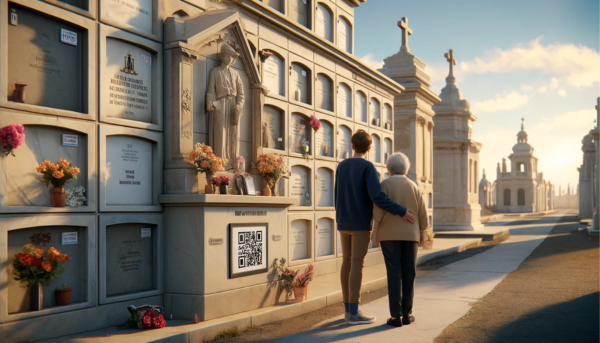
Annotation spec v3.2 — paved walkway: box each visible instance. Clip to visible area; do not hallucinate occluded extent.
[267,212,568,343]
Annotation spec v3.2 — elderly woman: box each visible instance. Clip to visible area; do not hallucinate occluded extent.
[372,152,428,327]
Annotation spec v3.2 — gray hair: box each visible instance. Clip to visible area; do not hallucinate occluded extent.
[386,152,410,175]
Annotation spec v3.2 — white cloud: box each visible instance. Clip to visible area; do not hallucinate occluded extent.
[521,84,534,91]
[471,91,530,113]
[558,89,567,97]
[357,53,384,71]
[458,38,599,88]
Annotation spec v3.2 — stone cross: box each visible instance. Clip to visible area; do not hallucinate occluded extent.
[444,49,456,76]
[397,17,412,53]
[521,117,525,130]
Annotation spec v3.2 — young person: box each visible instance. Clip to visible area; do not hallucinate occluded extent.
[334,130,416,325]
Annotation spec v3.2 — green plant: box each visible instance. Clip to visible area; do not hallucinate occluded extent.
[213,327,240,340]
[271,257,298,295]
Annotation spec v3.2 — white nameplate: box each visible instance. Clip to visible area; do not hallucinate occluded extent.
[209,238,224,245]
[141,55,151,65]
[62,134,78,146]
[60,28,78,46]
[272,234,282,241]
[9,9,17,26]
[62,232,78,245]
[141,228,151,238]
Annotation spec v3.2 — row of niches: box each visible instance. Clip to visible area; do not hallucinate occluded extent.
[276,158,390,212]
[287,212,381,267]
[261,52,393,130]
[0,111,162,214]
[0,214,163,323]
[261,0,354,54]
[4,4,162,130]
[262,106,393,164]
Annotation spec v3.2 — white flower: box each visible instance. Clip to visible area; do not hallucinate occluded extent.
[66,186,87,207]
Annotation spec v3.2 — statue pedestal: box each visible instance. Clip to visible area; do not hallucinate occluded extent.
[161,194,297,321]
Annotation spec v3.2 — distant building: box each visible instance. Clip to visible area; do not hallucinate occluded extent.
[555,184,579,209]
[478,169,496,214]
[578,127,597,219]
[494,120,554,213]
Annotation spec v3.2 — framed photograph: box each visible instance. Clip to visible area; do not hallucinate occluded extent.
[241,174,256,196]
[229,223,268,278]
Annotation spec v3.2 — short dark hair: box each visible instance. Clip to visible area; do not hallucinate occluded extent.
[352,130,372,154]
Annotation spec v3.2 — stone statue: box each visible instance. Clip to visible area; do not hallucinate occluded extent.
[206,44,245,170]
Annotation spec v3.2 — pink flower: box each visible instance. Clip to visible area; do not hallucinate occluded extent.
[0,124,25,155]
[237,156,245,163]
[153,314,166,328]
[309,115,321,132]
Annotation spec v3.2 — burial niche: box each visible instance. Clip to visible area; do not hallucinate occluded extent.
[371,134,381,164]
[262,105,285,150]
[316,167,333,207]
[7,125,87,207]
[384,104,392,129]
[103,0,153,35]
[290,113,311,155]
[263,0,283,13]
[316,217,334,257]
[337,82,352,119]
[316,73,333,112]
[105,38,153,123]
[370,98,381,126]
[8,225,87,313]
[290,219,310,261]
[337,124,352,159]
[8,5,84,112]
[105,223,156,297]
[337,16,352,53]
[105,135,153,206]
[315,3,333,42]
[263,53,285,97]
[291,62,311,105]
[290,0,310,29]
[315,119,333,157]
[356,91,367,123]
[384,138,392,163]
[291,165,311,207]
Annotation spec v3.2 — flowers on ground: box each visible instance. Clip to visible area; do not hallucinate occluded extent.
[293,263,314,287]
[37,158,80,188]
[188,143,224,183]
[272,258,298,295]
[0,124,25,157]
[12,244,70,286]
[118,305,167,330]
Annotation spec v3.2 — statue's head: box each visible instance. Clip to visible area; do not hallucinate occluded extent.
[219,44,240,68]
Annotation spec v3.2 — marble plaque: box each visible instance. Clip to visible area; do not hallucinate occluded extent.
[316,74,332,111]
[6,125,87,206]
[8,226,86,313]
[316,120,333,157]
[105,38,152,123]
[7,6,83,112]
[356,92,367,122]
[371,98,380,124]
[289,0,310,28]
[372,135,381,163]
[337,83,352,119]
[290,219,309,261]
[290,114,309,154]
[264,54,284,97]
[291,165,310,206]
[106,136,153,206]
[338,17,351,53]
[263,105,283,149]
[103,0,152,35]
[315,3,333,42]
[384,104,392,124]
[338,125,352,159]
[316,168,333,207]
[316,218,334,257]
[106,223,154,297]
[291,63,309,104]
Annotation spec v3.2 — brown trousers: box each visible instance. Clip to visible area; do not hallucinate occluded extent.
[339,230,371,304]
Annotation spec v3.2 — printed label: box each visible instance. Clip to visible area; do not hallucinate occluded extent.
[60,28,78,46]
[62,232,78,245]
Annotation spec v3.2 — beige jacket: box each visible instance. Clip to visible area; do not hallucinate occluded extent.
[373,176,429,242]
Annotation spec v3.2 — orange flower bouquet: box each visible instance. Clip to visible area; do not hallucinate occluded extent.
[12,244,70,287]
[251,153,290,196]
[188,143,224,193]
[36,158,80,207]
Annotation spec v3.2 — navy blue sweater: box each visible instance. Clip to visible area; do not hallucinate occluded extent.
[334,158,407,231]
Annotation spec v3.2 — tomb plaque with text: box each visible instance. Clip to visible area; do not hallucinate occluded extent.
[337,84,352,118]
[338,18,350,53]
[315,121,333,157]
[291,63,309,104]
[338,125,352,159]
[316,74,332,111]
[290,220,309,261]
[104,0,153,35]
[290,0,309,28]
[316,168,333,207]
[264,55,283,97]
[106,223,154,297]
[290,114,308,154]
[291,166,310,206]
[106,136,153,206]
[7,6,83,112]
[316,4,332,41]
[263,106,282,149]
[106,38,152,123]
[316,218,333,257]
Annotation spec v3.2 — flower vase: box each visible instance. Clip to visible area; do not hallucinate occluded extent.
[219,184,228,195]
[238,161,245,173]
[56,288,71,306]
[204,184,213,194]
[51,187,66,207]
[273,181,279,197]
[293,285,307,302]
[262,181,272,197]
[13,83,27,103]
[30,283,43,311]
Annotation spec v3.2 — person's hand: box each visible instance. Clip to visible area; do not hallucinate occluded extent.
[418,231,425,247]
[402,209,416,224]
[372,231,379,248]
[206,100,216,112]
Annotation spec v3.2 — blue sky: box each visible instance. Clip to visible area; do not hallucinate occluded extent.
[354,0,599,193]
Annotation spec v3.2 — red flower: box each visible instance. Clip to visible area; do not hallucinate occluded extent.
[309,115,321,132]
[142,315,152,329]
[153,314,166,328]
[32,258,41,268]
[19,254,34,266]
[42,261,52,272]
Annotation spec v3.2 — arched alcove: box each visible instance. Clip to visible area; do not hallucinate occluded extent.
[315,3,333,42]
[263,52,285,96]
[337,82,352,119]
[338,124,352,159]
[291,62,311,105]
[290,113,312,155]
[370,98,380,126]
[384,138,392,164]
[316,167,334,207]
[356,91,367,123]
[315,217,334,257]
[371,134,381,163]
[290,0,311,28]
[262,105,285,150]
[337,16,352,53]
[291,165,311,206]
[384,103,392,129]
[316,73,333,111]
[316,119,334,157]
[290,219,310,260]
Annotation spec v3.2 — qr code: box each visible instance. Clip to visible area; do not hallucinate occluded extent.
[237,231,263,269]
